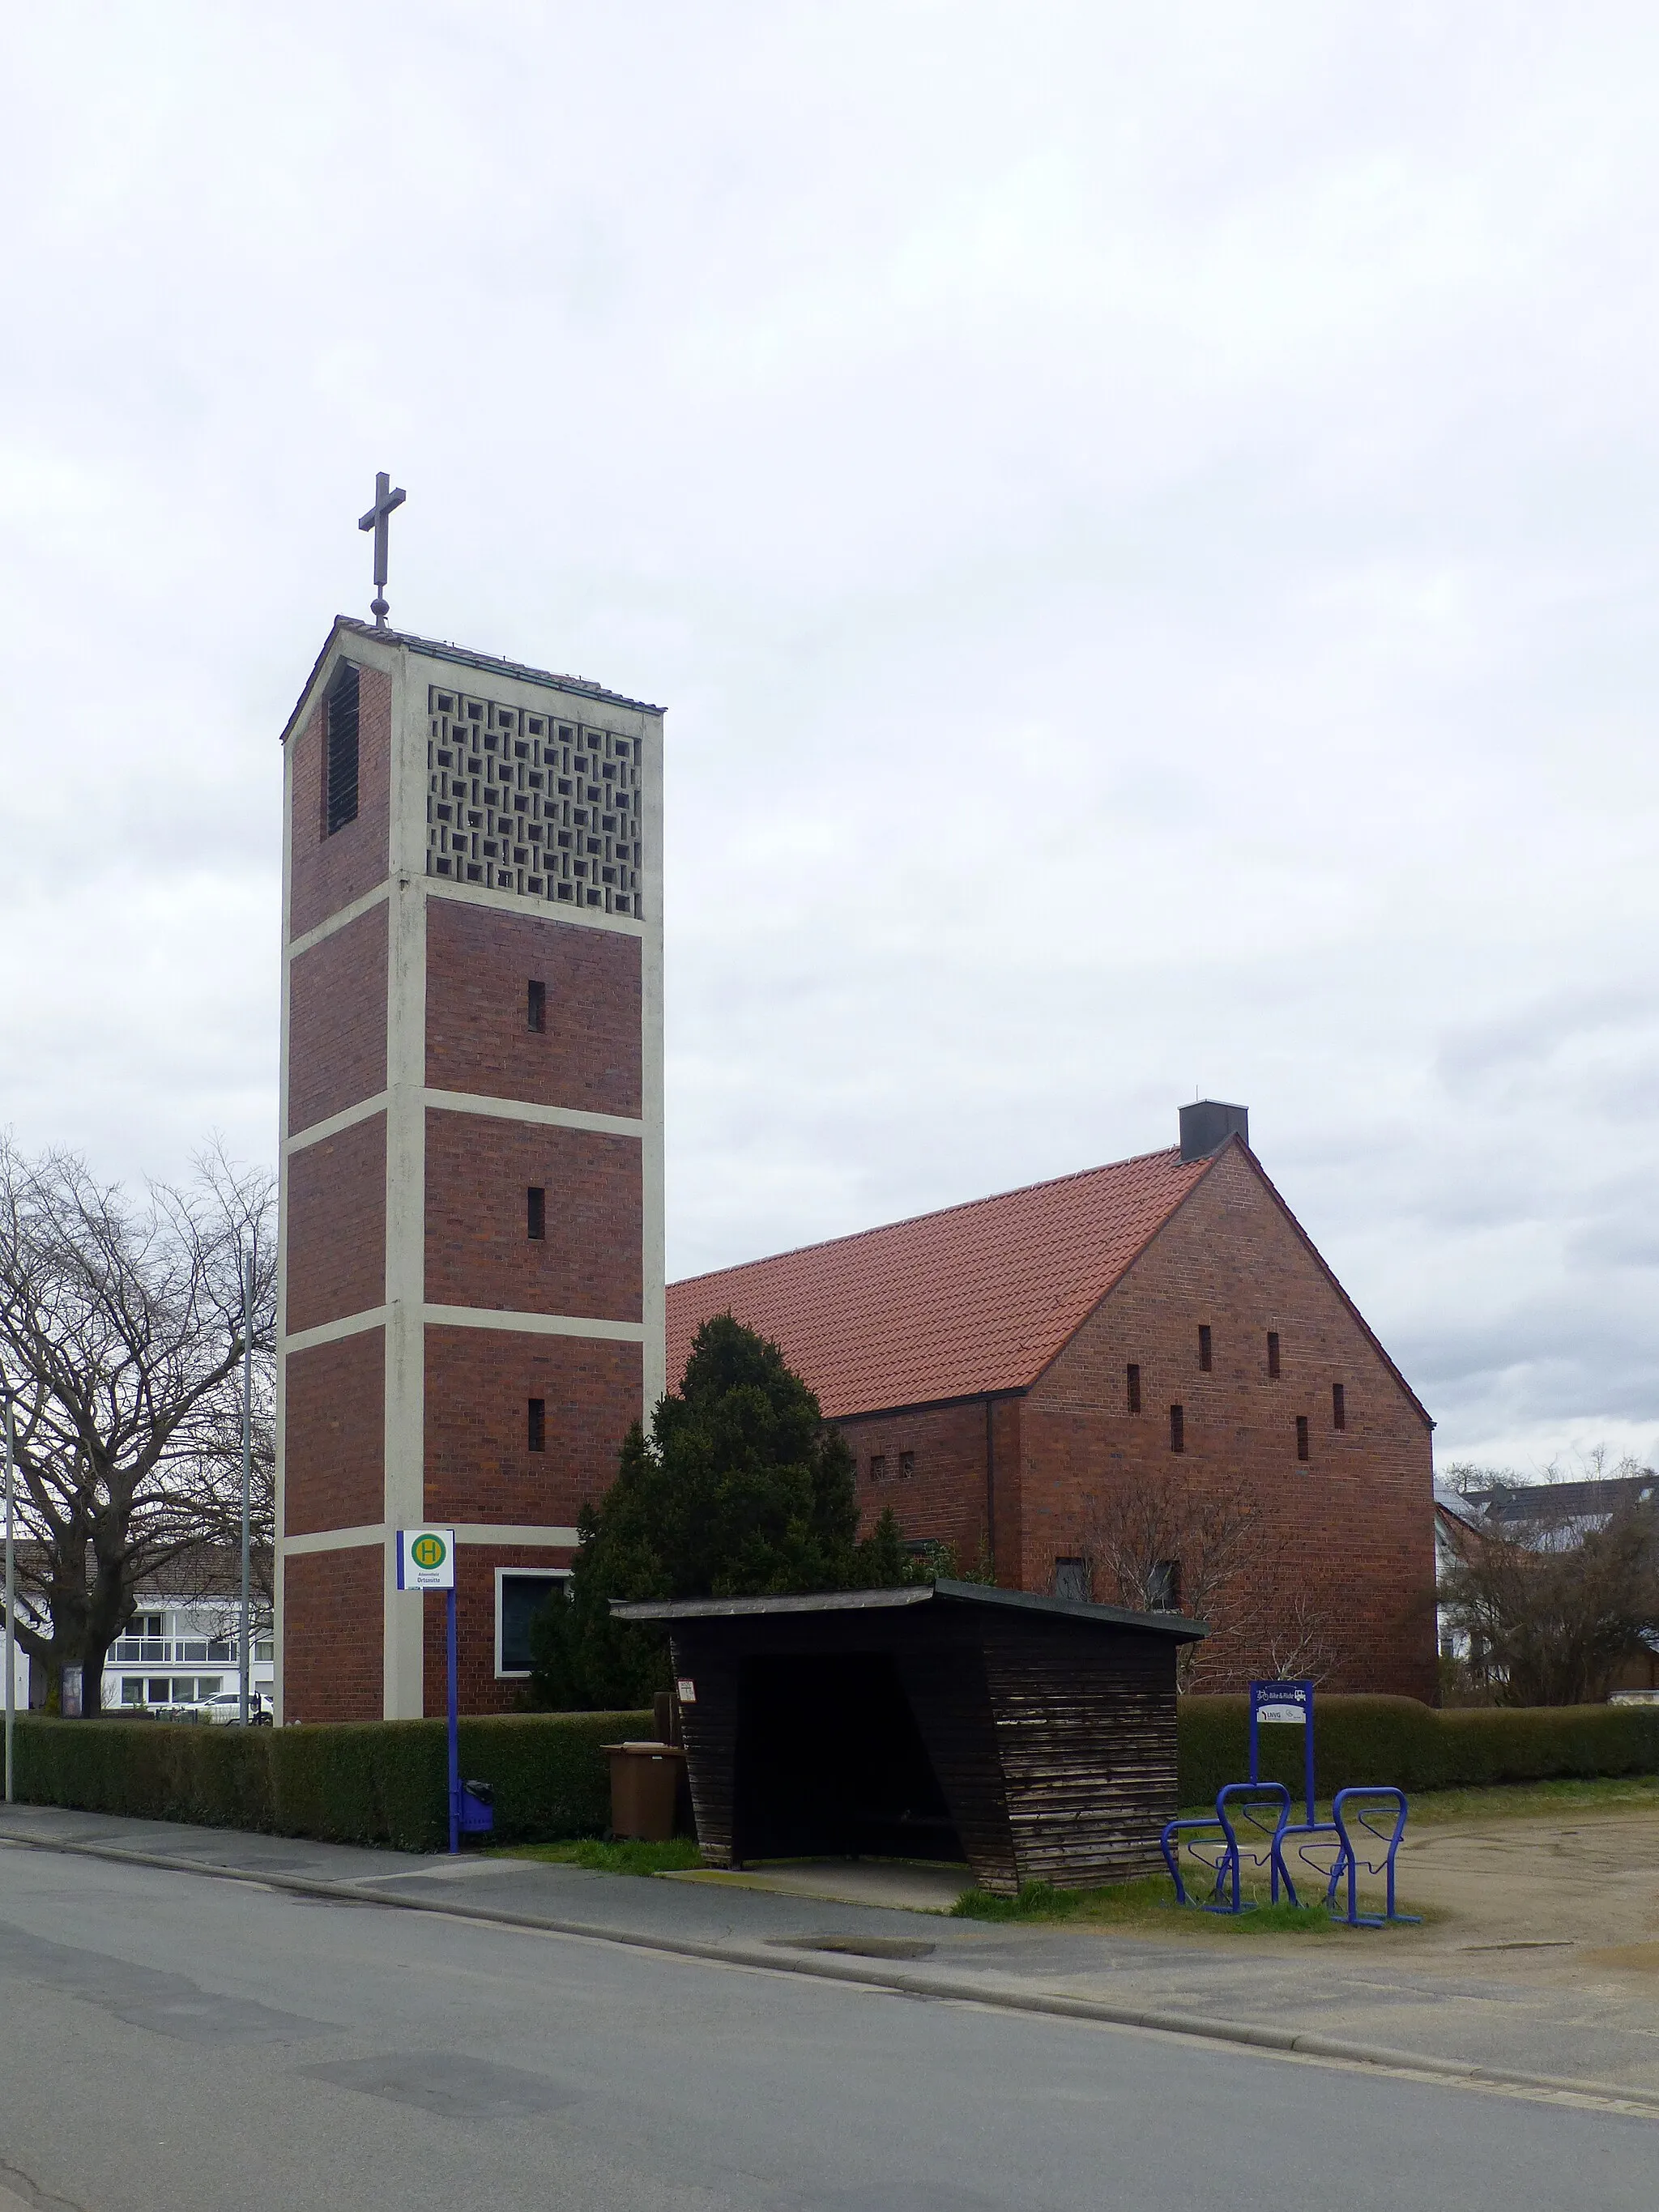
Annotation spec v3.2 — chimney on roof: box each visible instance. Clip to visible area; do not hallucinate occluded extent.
[1179,1100,1249,1161]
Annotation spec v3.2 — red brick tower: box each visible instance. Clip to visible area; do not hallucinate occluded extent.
[274,619,664,1721]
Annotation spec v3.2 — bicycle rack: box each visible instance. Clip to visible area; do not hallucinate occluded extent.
[1271,1814,1340,1907]
[1163,1686,1418,1929]
[1324,1787,1419,1927]
[1162,1782,1294,1914]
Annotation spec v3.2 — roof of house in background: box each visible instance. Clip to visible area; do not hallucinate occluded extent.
[1468,1473,1657,1524]
[667,1144,1216,1418]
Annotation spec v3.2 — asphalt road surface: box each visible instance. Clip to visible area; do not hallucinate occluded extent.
[0,1841,1652,2212]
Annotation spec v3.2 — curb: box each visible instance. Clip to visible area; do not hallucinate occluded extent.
[5,1825,1658,2117]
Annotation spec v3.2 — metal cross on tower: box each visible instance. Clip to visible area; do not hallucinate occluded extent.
[358,471,407,629]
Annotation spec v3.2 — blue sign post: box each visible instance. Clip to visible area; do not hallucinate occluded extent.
[1249,1678,1315,1825]
[397,1528,463,1855]
[446,1583,459,1855]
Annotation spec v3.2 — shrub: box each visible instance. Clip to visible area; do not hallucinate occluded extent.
[531,1315,919,1709]
[1178,1694,1659,1807]
[16,1696,1659,1852]
[13,1710,651,1852]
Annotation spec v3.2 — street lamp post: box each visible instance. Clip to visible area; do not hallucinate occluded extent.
[239,1249,254,1728]
[4,1387,16,1805]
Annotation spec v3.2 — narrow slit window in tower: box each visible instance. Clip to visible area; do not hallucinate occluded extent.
[1126,1362,1141,1413]
[1266,1330,1281,1379]
[1169,1404,1184,1453]
[324,662,360,836]
[527,979,546,1032]
[1332,1383,1346,1431]
[527,1187,546,1240]
[1296,1415,1310,1462]
[1198,1324,1213,1372]
[527,1398,546,1451]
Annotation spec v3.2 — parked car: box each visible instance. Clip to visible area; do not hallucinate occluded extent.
[204,1692,273,1725]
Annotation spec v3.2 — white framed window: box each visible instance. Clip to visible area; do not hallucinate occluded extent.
[494,1567,571,1677]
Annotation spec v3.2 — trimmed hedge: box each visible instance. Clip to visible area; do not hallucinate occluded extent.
[1178,1695,1659,1809]
[13,1711,651,1853]
[15,1698,1658,1851]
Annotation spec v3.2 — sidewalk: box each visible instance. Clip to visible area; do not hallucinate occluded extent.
[3,1800,1658,2112]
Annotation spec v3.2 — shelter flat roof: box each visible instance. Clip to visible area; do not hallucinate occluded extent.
[612,1578,1205,1640]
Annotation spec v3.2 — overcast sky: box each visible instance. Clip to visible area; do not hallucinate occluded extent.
[3,3,1657,1475]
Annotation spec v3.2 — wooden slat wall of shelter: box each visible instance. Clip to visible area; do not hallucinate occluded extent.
[898,1637,1018,1894]
[981,1618,1178,1886]
[668,1630,740,1867]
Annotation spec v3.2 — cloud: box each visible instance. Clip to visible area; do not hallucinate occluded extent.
[3,2,1659,1468]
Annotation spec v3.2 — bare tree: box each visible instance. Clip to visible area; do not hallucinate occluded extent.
[1255,1557,1348,1685]
[1438,1470,1659,1706]
[0,1136,275,1713]
[1080,1464,1352,1690]
[1081,1464,1262,1689]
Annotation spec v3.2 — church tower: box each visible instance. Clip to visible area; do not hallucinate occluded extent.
[273,560,664,1720]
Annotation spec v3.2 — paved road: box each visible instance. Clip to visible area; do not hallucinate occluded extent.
[11,1801,1658,2098]
[0,1841,1653,2212]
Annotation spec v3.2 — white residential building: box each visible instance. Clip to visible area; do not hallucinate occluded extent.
[102,1597,275,1720]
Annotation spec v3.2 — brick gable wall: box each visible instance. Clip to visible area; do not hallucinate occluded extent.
[1024,1146,1435,1697]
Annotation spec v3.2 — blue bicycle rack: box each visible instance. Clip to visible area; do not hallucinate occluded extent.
[1324,1788,1418,1927]
[1162,1782,1294,1913]
[1164,1681,1419,1929]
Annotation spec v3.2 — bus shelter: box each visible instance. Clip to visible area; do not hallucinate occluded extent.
[611,1580,1205,1894]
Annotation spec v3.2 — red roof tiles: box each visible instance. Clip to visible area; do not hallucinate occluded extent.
[667,1145,1214,1419]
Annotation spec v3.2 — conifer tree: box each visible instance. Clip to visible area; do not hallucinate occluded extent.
[531,1315,916,1708]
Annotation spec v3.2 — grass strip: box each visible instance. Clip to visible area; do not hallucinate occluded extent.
[952,1875,1331,1932]
[505,1836,704,1876]
[1168,1772,1659,1829]
[950,1873,1422,1934]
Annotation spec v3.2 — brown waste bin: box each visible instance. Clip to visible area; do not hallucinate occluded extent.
[603,1741,686,1841]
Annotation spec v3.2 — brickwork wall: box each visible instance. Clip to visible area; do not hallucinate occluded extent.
[287,902,388,1136]
[1024,1146,1436,1698]
[283,1544,383,1724]
[837,1400,1023,1577]
[284,1115,387,1335]
[284,1329,386,1536]
[425,899,642,1116]
[420,1544,577,1717]
[424,1325,642,1524]
[424,1114,642,1320]
[288,662,392,941]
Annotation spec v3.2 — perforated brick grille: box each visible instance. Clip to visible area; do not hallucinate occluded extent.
[425,686,644,918]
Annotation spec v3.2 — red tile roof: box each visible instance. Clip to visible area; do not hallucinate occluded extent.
[667,1145,1215,1418]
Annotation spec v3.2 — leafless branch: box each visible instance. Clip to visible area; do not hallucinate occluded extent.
[0,1133,275,1711]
